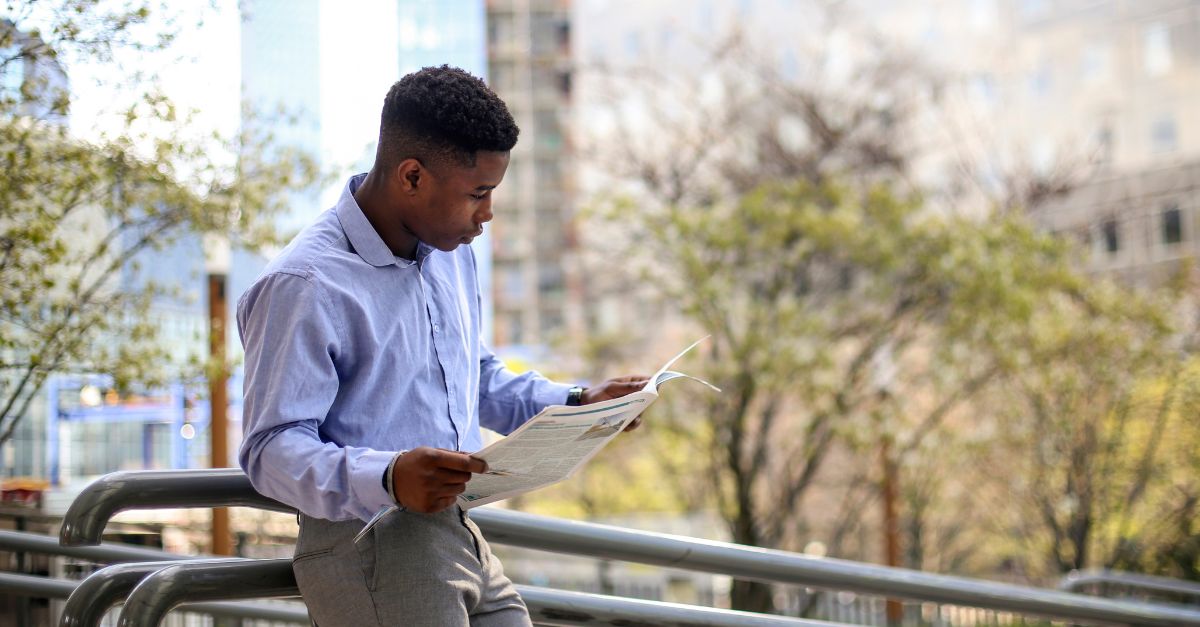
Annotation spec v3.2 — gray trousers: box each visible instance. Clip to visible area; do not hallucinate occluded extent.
[292,506,531,627]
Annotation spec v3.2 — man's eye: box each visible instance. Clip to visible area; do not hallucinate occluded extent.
[471,192,489,200]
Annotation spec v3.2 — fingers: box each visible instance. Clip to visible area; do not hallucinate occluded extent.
[429,448,488,474]
[393,447,486,513]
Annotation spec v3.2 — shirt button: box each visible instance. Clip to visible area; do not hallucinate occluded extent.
[432,324,440,332]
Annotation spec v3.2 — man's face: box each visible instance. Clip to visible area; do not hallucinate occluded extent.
[404,150,509,252]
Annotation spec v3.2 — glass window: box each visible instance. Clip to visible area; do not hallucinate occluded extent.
[970,0,997,29]
[1081,43,1112,84]
[1152,114,1177,154]
[1027,60,1051,98]
[1020,0,1047,18]
[1094,125,1114,164]
[1102,219,1120,253]
[969,73,997,107]
[624,31,642,59]
[1162,205,1182,245]
[1144,22,1171,76]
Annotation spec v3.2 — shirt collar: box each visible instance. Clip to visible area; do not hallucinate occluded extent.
[335,173,435,267]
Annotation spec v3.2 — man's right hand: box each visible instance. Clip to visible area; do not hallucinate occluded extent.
[391,447,488,513]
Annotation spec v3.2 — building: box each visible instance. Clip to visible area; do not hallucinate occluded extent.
[869,0,1200,287]
[1000,0,1200,288]
[486,0,580,351]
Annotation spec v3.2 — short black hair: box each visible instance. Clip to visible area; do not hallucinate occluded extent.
[377,65,519,171]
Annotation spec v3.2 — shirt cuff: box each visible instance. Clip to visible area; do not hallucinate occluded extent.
[351,449,400,515]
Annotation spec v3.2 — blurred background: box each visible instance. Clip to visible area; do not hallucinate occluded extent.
[1,0,1199,624]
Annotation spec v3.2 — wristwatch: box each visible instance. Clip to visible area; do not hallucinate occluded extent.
[566,386,585,406]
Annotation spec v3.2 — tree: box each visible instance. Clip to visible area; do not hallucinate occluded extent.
[0,1,320,445]
[965,278,1199,582]
[571,22,1195,613]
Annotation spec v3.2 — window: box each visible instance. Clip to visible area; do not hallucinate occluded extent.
[624,31,642,58]
[1081,43,1112,85]
[1162,205,1182,245]
[557,69,572,98]
[970,0,997,29]
[969,73,997,107]
[1102,219,1120,253]
[1152,114,1178,154]
[1144,22,1171,76]
[1094,125,1114,164]
[1027,60,1051,98]
[1020,0,1047,19]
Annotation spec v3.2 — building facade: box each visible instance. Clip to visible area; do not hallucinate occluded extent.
[486,0,580,351]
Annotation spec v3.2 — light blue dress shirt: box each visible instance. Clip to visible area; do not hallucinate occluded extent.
[237,174,571,522]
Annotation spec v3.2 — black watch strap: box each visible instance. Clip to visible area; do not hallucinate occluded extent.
[566,386,585,406]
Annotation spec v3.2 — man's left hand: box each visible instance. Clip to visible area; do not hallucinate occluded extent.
[581,375,650,431]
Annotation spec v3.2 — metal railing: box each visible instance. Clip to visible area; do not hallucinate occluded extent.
[0,531,837,627]
[54,468,1200,626]
[1060,568,1200,603]
[0,570,311,624]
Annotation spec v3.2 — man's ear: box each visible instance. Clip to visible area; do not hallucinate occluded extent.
[395,158,424,193]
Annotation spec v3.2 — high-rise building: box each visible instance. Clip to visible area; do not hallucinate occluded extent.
[486,0,579,351]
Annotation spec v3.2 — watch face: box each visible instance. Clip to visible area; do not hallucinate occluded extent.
[568,387,584,406]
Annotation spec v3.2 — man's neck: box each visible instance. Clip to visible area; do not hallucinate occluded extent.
[354,169,419,260]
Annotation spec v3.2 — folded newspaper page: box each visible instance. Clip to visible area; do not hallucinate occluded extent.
[458,336,719,509]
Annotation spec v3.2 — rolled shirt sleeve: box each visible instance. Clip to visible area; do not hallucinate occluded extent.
[237,271,394,522]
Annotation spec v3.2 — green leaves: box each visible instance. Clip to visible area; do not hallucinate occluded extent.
[0,1,323,445]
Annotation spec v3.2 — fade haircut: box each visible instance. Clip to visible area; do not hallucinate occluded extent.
[377,65,519,171]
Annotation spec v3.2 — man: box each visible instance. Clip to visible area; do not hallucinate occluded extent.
[237,66,645,626]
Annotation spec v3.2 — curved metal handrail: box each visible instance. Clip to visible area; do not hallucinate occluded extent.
[0,570,309,623]
[59,468,290,547]
[60,560,241,627]
[117,558,299,627]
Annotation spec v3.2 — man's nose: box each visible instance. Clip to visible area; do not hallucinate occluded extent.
[476,198,494,223]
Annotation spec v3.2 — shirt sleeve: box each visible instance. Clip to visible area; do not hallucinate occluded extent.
[477,341,573,435]
[236,271,394,522]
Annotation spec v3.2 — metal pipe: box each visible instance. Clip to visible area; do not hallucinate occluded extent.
[58,468,290,547]
[470,508,1200,626]
[517,585,844,626]
[60,560,242,627]
[1060,569,1200,599]
[111,558,841,627]
[0,572,310,623]
[118,558,299,627]
[0,529,202,564]
[56,469,1200,626]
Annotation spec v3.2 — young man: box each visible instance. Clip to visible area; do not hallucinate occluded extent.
[237,66,645,625]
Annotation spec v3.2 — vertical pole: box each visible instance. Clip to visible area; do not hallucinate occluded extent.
[882,437,902,626]
[45,376,59,486]
[208,272,232,556]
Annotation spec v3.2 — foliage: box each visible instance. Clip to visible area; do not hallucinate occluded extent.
[971,306,1198,581]
[0,1,321,445]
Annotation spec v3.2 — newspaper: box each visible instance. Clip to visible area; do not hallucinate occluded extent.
[458,336,718,509]
[355,337,716,543]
